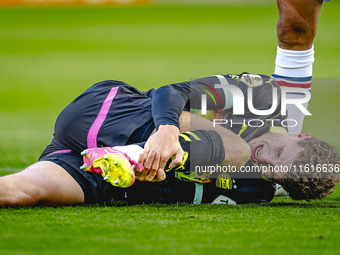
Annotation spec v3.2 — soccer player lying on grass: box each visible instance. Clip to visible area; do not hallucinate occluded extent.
[84,73,340,204]
[0,73,339,207]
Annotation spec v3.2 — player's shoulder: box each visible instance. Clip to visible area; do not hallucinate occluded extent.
[217,72,280,92]
[239,73,279,89]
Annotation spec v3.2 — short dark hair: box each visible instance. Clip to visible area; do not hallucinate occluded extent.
[277,137,340,200]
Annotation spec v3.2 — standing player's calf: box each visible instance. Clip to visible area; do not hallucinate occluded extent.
[273,0,326,134]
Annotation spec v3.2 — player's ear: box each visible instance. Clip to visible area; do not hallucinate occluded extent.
[291,133,312,140]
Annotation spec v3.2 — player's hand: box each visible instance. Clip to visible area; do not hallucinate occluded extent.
[137,125,184,182]
[134,150,165,182]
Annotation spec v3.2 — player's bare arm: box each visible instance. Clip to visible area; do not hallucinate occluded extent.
[175,111,251,171]
[137,110,251,182]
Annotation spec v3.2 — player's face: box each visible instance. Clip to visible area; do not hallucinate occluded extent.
[248,132,311,181]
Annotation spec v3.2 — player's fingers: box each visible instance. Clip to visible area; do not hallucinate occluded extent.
[149,169,165,182]
[136,153,147,181]
[170,149,184,168]
[158,153,171,173]
[134,167,142,176]
[156,168,166,181]
[137,166,147,181]
[145,152,160,182]
[137,151,145,166]
[139,144,150,165]
[134,154,144,177]
[137,153,144,171]
[138,148,156,181]
[143,148,156,170]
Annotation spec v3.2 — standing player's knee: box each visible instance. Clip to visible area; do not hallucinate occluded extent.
[277,15,311,49]
[276,0,322,50]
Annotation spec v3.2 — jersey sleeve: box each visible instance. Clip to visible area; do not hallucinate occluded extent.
[190,73,286,142]
[151,76,227,129]
[236,74,285,141]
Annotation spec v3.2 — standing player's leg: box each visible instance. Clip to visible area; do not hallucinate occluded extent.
[0,161,84,207]
[273,0,325,134]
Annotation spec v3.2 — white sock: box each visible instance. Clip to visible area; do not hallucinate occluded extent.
[274,46,314,77]
[112,144,143,162]
[273,46,314,134]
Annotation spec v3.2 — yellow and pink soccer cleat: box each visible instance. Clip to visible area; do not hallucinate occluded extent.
[80,147,143,188]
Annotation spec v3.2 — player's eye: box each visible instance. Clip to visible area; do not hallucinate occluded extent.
[278,147,283,158]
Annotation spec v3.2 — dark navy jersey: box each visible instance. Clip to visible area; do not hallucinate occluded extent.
[40,74,279,205]
[40,80,156,158]
[136,73,282,204]
[151,72,286,142]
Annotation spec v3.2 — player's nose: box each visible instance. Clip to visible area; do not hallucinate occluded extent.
[259,149,276,164]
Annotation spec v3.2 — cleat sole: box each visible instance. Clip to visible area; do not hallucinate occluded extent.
[92,154,134,188]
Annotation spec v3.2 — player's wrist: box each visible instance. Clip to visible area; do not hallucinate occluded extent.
[158,125,180,137]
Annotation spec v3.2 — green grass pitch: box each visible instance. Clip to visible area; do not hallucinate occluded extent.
[0,2,340,255]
